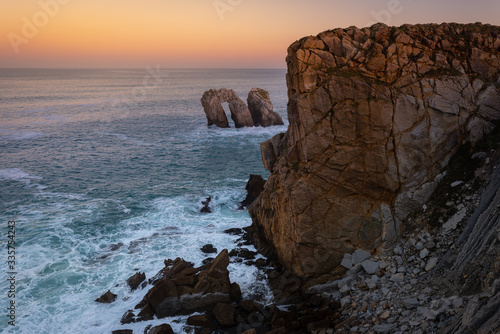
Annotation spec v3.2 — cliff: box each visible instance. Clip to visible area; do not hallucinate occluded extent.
[249,23,500,283]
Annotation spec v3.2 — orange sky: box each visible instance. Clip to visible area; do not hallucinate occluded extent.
[1,0,499,68]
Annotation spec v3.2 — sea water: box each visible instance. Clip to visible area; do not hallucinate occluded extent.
[0,68,288,333]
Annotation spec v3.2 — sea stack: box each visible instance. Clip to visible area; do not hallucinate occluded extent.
[201,88,283,128]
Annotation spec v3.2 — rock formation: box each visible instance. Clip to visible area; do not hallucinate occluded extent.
[248,23,500,282]
[126,249,237,321]
[247,88,285,127]
[239,174,266,208]
[201,88,283,128]
[201,88,253,128]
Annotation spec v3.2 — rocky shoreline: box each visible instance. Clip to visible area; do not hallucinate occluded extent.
[103,22,500,334]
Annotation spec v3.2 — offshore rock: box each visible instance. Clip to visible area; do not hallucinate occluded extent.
[201,88,253,128]
[201,88,282,128]
[248,23,500,282]
[247,88,284,126]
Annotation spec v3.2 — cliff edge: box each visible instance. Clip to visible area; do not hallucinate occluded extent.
[249,23,500,283]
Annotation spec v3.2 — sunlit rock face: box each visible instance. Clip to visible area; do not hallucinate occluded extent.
[249,23,500,282]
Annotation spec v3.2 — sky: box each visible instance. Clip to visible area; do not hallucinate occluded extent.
[1,0,500,69]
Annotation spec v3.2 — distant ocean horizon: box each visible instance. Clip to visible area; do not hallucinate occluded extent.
[0,68,288,333]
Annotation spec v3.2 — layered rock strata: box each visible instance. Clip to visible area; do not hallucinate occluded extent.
[249,23,500,282]
[201,88,284,128]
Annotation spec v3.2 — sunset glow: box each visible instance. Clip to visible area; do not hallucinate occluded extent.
[2,0,499,68]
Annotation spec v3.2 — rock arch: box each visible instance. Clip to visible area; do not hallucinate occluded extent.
[201,88,284,128]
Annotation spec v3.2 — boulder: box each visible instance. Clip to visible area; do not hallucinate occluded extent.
[95,290,117,303]
[127,272,146,290]
[213,303,237,328]
[136,250,232,319]
[147,324,174,334]
[201,244,218,254]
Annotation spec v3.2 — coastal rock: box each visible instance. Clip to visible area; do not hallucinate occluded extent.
[95,290,117,303]
[200,197,212,213]
[147,324,174,334]
[201,88,283,128]
[127,272,146,290]
[247,88,284,126]
[239,174,266,208]
[136,250,232,319]
[201,88,253,128]
[201,244,218,254]
[249,23,500,282]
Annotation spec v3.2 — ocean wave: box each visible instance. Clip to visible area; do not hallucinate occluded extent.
[0,168,42,181]
[1,131,45,141]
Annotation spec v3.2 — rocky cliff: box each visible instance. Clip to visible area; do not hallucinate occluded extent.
[249,23,500,282]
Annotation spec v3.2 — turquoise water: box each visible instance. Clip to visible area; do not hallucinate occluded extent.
[0,68,288,333]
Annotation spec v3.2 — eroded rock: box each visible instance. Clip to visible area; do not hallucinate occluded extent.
[249,22,500,282]
[201,88,283,128]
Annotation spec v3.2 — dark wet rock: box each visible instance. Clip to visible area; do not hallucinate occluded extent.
[147,324,174,334]
[230,282,242,302]
[120,309,136,325]
[239,174,266,209]
[127,272,146,290]
[112,330,133,334]
[229,248,257,260]
[200,197,212,213]
[223,228,244,236]
[95,290,117,303]
[136,250,232,319]
[213,303,237,328]
[201,244,217,254]
[109,242,124,251]
[186,314,218,330]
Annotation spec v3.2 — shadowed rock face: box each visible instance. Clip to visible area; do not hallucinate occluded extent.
[249,23,500,282]
[201,88,284,128]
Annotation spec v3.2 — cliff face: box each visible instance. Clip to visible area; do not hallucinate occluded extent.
[249,23,500,281]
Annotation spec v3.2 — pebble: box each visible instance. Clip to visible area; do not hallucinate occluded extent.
[390,273,405,283]
[419,249,429,259]
[425,258,439,271]
[361,260,380,275]
[352,249,372,265]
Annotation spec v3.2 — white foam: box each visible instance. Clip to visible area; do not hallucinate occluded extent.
[1,131,45,140]
[0,168,42,181]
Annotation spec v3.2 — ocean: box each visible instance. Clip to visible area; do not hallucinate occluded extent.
[0,68,288,333]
